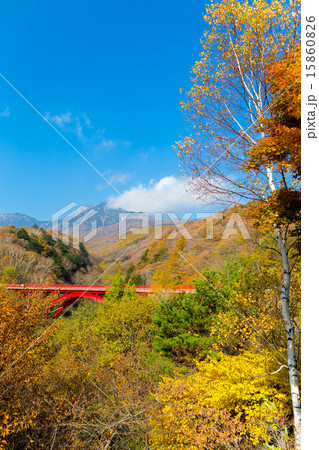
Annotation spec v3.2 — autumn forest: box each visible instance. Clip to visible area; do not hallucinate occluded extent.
[0,0,301,449]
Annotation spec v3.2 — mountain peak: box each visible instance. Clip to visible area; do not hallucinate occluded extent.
[0,204,132,231]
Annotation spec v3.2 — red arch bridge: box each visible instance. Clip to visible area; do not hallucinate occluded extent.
[6,284,196,316]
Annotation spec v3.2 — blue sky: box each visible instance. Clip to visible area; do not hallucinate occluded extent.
[0,0,214,219]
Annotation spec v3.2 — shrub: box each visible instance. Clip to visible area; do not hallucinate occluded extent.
[16,228,30,241]
[150,351,290,448]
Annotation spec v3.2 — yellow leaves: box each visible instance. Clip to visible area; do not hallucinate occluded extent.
[0,290,57,446]
[177,1,300,203]
[247,188,300,234]
[184,0,300,106]
[150,350,290,447]
[153,236,191,288]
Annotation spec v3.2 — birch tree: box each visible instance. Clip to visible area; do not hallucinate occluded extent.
[177,0,301,446]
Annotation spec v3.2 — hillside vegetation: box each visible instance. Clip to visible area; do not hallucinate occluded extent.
[0,242,300,448]
[0,207,301,448]
[1,206,261,287]
[0,225,102,284]
[88,206,262,287]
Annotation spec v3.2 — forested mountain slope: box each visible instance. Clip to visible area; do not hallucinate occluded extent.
[0,225,102,284]
[87,206,264,286]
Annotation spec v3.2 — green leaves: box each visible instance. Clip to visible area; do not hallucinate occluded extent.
[151,272,223,363]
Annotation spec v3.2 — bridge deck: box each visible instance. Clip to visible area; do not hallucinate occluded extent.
[6,284,196,294]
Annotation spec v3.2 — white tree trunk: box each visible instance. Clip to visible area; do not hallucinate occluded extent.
[266,166,301,448]
[275,226,301,449]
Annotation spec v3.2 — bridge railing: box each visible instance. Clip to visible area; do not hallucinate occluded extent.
[6,284,196,294]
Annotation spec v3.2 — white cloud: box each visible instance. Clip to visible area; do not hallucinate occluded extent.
[81,112,92,128]
[44,111,93,142]
[99,138,116,150]
[110,173,131,184]
[95,172,131,191]
[94,138,131,154]
[45,111,73,128]
[107,176,204,212]
[44,111,131,150]
[0,107,10,118]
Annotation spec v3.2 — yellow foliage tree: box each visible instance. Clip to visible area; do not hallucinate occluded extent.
[153,236,191,288]
[177,0,301,444]
[0,288,55,448]
[41,285,161,448]
[150,350,290,448]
